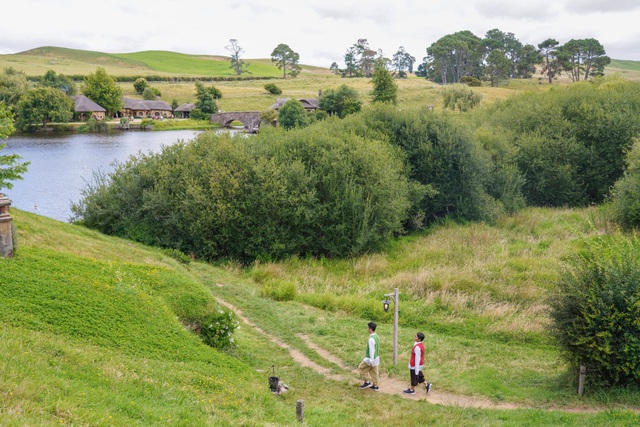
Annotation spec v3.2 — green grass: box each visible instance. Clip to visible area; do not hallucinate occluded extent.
[0,46,322,78]
[3,207,640,426]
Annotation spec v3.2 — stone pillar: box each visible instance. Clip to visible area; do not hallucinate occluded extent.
[0,193,14,258]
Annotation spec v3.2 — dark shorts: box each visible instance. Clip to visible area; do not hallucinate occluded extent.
[410,369,425,387]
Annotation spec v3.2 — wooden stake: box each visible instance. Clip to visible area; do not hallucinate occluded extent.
[578,364,586,396]
[296,399,304,423]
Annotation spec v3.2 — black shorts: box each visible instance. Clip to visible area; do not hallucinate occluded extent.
[410,369,425,387]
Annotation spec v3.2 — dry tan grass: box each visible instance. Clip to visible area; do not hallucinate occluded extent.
[250,207,607,335]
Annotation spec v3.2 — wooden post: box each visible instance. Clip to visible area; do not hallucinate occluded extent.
[296,399,304,423]
[393,288,399,366]
[578,364,586,396]
[0,194,13,258]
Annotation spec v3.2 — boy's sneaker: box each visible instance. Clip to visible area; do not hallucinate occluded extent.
[359,381,372,389]
[370,385,379,391]
[425,382,432,393]
[403,388,415,394]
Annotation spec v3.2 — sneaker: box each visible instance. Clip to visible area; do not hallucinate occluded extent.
[371,385,379,391]
[403,388,415,394]
[425,382,432,393]
[359,381,372,389]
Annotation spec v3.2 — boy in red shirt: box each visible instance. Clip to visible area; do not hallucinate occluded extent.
[403,332,432,394]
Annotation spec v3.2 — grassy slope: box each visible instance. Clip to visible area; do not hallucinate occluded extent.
[2,208,639,426]
[0,46,322,78]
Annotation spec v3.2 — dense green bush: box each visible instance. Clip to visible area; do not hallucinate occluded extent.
[277,99,308,129]
[480,78,640,206]
[77,117,109,133]
[319,84,362,118]
[133,77,148,94]
[264,83,282,95]
[460,76,482,87]
[343,105,511,224]
[197,307,239,349]
[610,138,640,229]
[549,235,640,386]
[441,84,482,112]
[73,119,414,262]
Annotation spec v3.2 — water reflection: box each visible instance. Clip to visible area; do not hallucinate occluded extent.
[3,129,205,222]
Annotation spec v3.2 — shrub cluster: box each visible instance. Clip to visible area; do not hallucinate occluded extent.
[264,83,282,95]
[479,78,640,207]
[197,308,239,350]
[609,137,640,229]
[73,117,414,262]
[550,235,640,386]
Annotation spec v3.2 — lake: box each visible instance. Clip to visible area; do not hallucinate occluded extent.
[2,129,206,222]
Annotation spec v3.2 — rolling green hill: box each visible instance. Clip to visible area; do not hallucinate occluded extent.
[0,46,328,78]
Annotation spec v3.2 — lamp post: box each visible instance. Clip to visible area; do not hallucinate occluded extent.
[382,288,400,366]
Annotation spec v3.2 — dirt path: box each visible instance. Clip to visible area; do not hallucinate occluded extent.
[215,295,632,413]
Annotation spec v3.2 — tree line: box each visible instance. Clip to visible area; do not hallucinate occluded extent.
[327,30,610,86]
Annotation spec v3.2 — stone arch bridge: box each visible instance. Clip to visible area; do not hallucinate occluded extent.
[210,111,261,131]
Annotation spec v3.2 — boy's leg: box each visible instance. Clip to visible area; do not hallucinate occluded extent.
[358,360,371,381]
[370,365,379,386]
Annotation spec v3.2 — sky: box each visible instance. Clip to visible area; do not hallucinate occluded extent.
[3,0,640,67]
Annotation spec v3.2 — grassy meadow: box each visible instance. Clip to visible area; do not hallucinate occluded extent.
[2,206,640,426]
[2,47,640,425]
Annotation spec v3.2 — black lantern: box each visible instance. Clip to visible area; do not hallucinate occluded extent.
[382,299,391,312]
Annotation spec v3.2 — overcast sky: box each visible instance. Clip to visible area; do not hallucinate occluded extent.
[3,0,640,67]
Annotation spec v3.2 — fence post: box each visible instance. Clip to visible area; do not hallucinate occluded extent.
[577,364,586,396]
[296,399,304,423]
[0,194,13,258]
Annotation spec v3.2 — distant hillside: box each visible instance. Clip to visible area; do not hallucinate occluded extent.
[0,46,329,78]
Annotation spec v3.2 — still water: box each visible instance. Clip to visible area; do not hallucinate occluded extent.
[3,130,205,222]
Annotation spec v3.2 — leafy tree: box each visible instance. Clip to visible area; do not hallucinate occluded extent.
[0,67,31,107]
[342,45,360,77]
[329,62,340,75]
[226,39,250,76]
[264,83,282,95]
[550,235,640,386]
[271,43,301,78]
[484,49,512,86]
[142,87,157,100]
[194,81,222,115]
[391,46,416,78]
[278,99,308,130]
[355,39,377,77]
[558,38,610,82]
[82,67,123,117]
[370,62,398,104]
[515,44,542,78]
[171,99,179,112]
[15,87,73,130]
[319,84,362,118]
[0,102,29,190]
[538,38,560,83]
[426,31,484,84]
[41,70,76,95]
[133,78,148,94]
